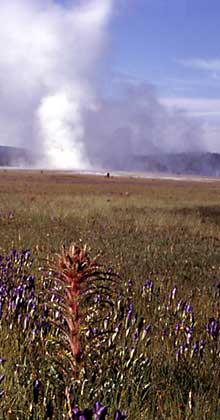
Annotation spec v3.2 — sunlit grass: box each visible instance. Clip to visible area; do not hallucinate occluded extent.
[1,170,220,418]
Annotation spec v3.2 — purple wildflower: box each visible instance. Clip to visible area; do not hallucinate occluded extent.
[33,379,41,404]
[114,410,127,420]
[145,323,151,333]
[133,328,139,340]
[80,408,93,420]
[161,328,166,337]
[184,303,193,314]
[206,317,220,339]
[144,280,153,289]
[93,402,108,420]
[127,279,133,288]
[190,342,198,358]
[175,323,180,333]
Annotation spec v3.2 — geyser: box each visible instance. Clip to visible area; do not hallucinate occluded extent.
[0,0,208,171]
[0,0,113,169]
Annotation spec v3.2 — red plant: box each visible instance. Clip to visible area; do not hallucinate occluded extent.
[56,243,100,361]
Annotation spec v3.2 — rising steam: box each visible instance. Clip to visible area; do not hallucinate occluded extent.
[0,0,205,170]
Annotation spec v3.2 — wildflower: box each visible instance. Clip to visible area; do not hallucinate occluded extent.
[93,402,108,420]
[128,303,133,312]
[185,326,193,344]
[54,243,120,362]
[72,407,93,420]
[175,323,180,333]
[190,343,198,358]
[133,328,139,340]
[94,295,100,304]
[161,328,166,338]
[114,410,127,420]
[33,379,41,404]
[176,299,183,311]
[184,303,193,314]
[144,280,153,292]
[206,317,220,339]
[127,279,133,288]
[145,323,151,333]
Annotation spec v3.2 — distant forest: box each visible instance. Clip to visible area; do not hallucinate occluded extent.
[0,145,33,167]
[134,152,220,177]
[0,145,220,176]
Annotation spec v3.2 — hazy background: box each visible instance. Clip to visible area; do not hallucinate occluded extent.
[0,0,219,170]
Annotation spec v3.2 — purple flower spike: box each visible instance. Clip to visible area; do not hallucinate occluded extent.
[93,402,108,420]
[128,303,133,312]
[93,402,102,412]
[72,407,80,416]
[184,303,193,313]
[33,379,41,404]
[127,279,133,288]
[114,409,127,420]
[161,328,166,337]
[191,342,198,357]
[144,280,153,289]
[175,323,180,333]
[80,408,93,420]
[145,323,151,333]
[206,317,220,339]
[72,407,93,420]
[133,329,139,340]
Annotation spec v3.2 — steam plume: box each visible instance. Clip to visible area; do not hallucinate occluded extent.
[84,83,204,170]
[0,0,113,169]
[0,0,205,170]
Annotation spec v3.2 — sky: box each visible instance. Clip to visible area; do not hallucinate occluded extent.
[0,0,220,169]
[110,0,220,151]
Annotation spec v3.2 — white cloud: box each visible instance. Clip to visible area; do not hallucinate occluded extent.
[175,58,220,73]
[161,97,220,117]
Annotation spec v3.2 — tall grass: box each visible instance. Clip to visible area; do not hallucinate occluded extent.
[1,170,220,418]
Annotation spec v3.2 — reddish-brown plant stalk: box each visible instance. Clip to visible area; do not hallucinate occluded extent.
[56,243,98,361]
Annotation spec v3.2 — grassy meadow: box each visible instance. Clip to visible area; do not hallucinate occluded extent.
[1,169,220,419]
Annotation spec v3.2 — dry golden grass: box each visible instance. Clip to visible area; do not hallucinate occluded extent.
[1,170,220,418]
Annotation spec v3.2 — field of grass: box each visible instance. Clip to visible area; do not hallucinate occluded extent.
[1,169,220,419]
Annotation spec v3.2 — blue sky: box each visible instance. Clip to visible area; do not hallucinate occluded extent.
[107,0,220,149]
[111,0,220,96]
